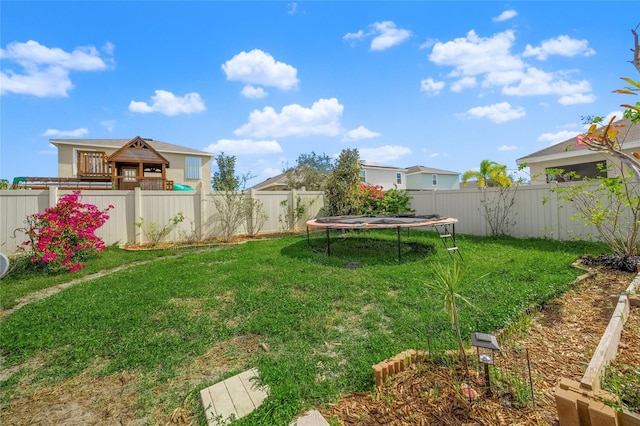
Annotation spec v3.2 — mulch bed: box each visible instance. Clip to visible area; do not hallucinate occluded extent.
[320,268,639,425]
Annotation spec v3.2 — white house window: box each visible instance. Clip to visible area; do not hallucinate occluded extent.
[432,174,438,186]
[185,156,201,180]
[396,172,402,184]
[360,170,366,183]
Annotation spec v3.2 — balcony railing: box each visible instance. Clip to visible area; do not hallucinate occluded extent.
[113,176,173,190]
[77,151,110,178]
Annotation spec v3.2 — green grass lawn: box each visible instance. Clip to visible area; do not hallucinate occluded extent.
[0,230,609,424]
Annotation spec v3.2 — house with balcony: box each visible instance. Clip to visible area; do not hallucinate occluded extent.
[15,136,213,191]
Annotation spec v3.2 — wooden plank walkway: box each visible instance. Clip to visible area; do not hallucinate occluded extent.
[200,368,269,425]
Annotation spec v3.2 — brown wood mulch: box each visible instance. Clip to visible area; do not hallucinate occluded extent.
[320,268,639,425]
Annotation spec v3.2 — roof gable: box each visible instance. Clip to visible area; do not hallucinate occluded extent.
[517,119,640,164]
[107,136,169,165]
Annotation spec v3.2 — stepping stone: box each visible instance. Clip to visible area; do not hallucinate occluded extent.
[289,409,330,426]
[200,368,269,425]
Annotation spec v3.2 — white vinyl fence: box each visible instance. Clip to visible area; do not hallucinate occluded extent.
[0,183,604,256]
[0,188,324,255]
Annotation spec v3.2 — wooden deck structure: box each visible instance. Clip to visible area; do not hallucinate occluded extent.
[12,136,174,191]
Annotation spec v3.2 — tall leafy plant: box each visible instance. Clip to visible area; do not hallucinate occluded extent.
[462,160,522,236]
[18,191,113,273]
[425,261,478,366]
[210,153,266,242]
[546,26,640,255]
[324,148,363,216]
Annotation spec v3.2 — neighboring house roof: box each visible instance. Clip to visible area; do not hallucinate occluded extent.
[406,165,459,175]
[251,171,288,190]
[516,119,640,165]
[50,137,213,157]
[360,161,407,171]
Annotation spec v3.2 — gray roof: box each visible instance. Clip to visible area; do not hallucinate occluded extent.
[517,119,640,163]
[359,161,407,171]
[50,137,213,157]
[406,165,459,175]
[251,171,288,190]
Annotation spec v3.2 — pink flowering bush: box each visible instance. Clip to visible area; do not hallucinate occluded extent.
[357,183,386,214]
[356,183,414,215]
[19,191,113,273]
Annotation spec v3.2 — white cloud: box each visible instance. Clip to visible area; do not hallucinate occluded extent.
[427,30,595,104]
[342,125,381,141]
[222,49,298,91]
[523,35,595,60]
[558,92,596,105]
[344,21,411,51]
[129,90,205,116]
[100,120,116,132]
[370,21,411,51]
[450,76,477,92]
[420,78,445,95]
[429,30,523,76]
[538,130,580,145]
[241,85,268,99]
[601,110,624,125]
[498,144,517,151]
[464,102,526,123]
[203,138,282,155]
[43,128,89,137]
[360,145,412,163]
[343,30,366,42]
[287,2,298,15]
[102,41,115,56]
[497,67,592,99]
[493,10,517,22]
[419,38,437,50]
[0,40,113,97]
[262,167,282,177]
[234,98,344,139]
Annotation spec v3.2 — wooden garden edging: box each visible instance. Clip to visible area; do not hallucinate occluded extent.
[555,272,640,426]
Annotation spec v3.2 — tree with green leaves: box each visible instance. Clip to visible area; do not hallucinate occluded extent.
[461,159,513,188]
[284,151,334,190]
[212,152,241,191]
[210,153,266,242]
[545,26,640,255]
[324,148,362,216]
[462,160,521,236]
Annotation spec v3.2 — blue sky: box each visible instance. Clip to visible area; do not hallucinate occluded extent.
[1,1,638,187]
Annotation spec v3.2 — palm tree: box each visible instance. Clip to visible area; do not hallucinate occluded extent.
[462,159,512,188]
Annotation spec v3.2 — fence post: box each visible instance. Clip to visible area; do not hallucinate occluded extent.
[134,187,142,245]
[248,189,256,235]
[198,189,206,240]
[291,189,298,230]
[48,187,58,208]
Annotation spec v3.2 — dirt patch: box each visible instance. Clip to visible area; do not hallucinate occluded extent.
[0,334,266,426]
[320,268,639,425]
[0,365,142,426]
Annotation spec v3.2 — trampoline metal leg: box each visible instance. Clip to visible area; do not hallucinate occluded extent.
[397,226,401,262]
[326,227,331,256]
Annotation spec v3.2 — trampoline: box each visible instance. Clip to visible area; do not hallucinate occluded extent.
[306,214,461,261]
